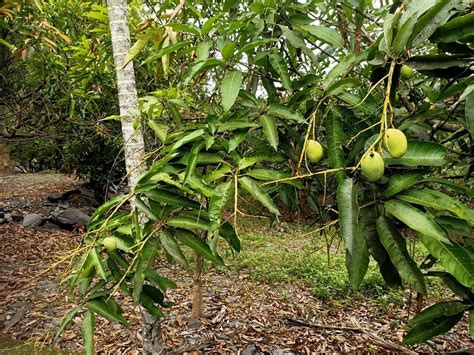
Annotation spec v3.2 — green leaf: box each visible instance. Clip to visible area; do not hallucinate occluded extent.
[326,78,361,96]
[407,54,471,70]
[267,104,304,123]
[383,141,446,167]
[145,270,177,291]
[122,32,152,68]
[89,247,107,281]
[237,153,286,170]
[201,14,222,35]
[419,234,474,289]
[322,54,362,91]
[383,172,424,197]
[384,200,449,244]
[392,12,419,55]
[135,197,159,221]
[88,195,126,230]
[220,221,240,252]
[160,231,188,267]
[299,25,344,48]
[132,239,158,304]
[171,129,205,151]
[408,0,458,48]
[325,109,346,184]
[139,292,165,318]
[437,215,472,237]
[195,41,212,61]
[408,301,468,328]
[376,216,427,295]
[403,301,467,345]
[268,52,292,93]
[176,152,223,166]
[466,92,474,139]
[336,178,358,255]
[346,207,370,290]
[364,209,403,288]
[55,306,80,339]
[87,299,128,326]
[182,58,222,85]
[426,271,474,300]
[204,165,232,183]
[383,10,402,50]
[279,25,318,64]
[237,38,277,55]
[167,23,200,36]
[184,142,204,183]
[145,189,201,209]
[82,310,95,355]
[148,121,168,142]
[246,169,302,188]
[217,119,259,132]
[167,216,208,231]
[228,130,248,152]
[209,181,232,227]
[176,229,225,266]
[423,177,474,198]
[259,115,279,151]
[221,70,243,112]
[143,41,192,64]
[397,188,474,226]
[430,13,474,43]
[238,176,280,215]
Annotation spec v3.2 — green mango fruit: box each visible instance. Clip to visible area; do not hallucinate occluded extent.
[361,151,384,182]
[384,128,407,159]
[306,139,323,163]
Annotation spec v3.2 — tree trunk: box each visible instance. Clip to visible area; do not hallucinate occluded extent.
[107,0,146,189]
[191,253,203,319]
[106,1,162,354]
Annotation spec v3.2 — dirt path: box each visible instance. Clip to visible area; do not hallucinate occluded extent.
[0,173,472,353]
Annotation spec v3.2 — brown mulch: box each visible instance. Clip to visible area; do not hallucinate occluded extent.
[0,173,473,353]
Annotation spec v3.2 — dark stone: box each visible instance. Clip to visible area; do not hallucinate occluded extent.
[52,207,89,228]
[22,213,44,229]
[10,212,23,222]
[187,318,203,329]
[37,221,61,231]
[47,189,80,202]
[242,344,259,355]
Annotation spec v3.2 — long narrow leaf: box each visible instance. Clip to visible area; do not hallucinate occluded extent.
[82,310,95,355]
[377,216,427,295]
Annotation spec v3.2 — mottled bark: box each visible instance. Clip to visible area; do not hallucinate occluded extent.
[107,0,145,189]
[107,1,162,354]
[191,253,203,319]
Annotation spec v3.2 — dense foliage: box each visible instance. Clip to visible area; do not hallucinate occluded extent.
[2,0,474,352]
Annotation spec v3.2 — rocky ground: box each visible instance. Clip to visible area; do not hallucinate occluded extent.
[0,173,472,354]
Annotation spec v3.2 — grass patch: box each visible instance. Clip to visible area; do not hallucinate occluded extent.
[227,220,398,302]
[225,218,450,305]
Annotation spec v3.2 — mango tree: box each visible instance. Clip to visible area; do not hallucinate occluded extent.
[59,0,474,351]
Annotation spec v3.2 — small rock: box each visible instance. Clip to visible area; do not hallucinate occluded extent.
[242,344,259,355]
[37,221,61,231]
[53,207,89,228]
[10,212,23,222]
[187,318,203,329]
[22,213,44,229]
[47,189,80,202]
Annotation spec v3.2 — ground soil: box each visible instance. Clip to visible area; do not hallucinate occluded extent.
[0,173,472,354]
